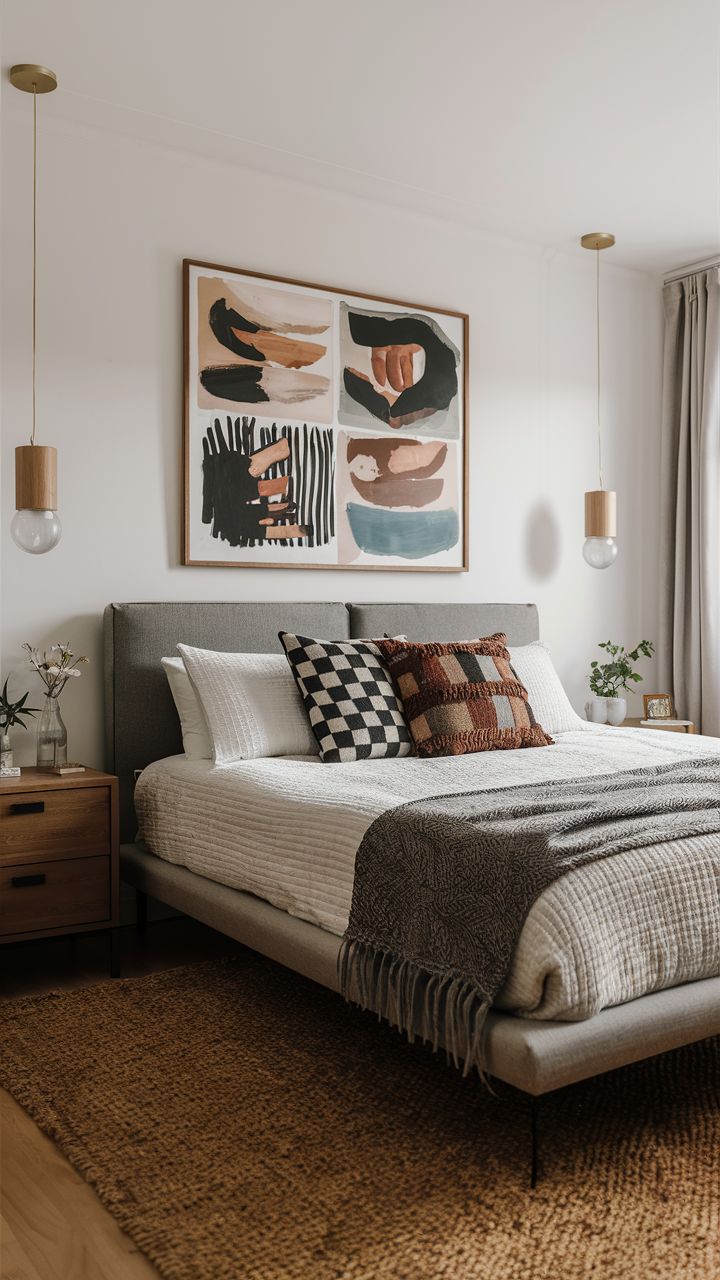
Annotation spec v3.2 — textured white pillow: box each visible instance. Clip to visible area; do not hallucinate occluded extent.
[177,644,319,765]
[508,642,583,735]
[162,657,213,760]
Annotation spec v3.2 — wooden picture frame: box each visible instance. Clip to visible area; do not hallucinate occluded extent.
[183,259,469,572]
[642,693,674,720]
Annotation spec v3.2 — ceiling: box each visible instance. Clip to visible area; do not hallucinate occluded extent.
[2,0,719,272]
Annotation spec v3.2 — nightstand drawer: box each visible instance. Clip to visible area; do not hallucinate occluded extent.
[0,855,110,936]
[0,787,110,863]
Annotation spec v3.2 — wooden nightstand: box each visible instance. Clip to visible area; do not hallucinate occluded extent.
[620,717,696,734]
[0,768,120,976]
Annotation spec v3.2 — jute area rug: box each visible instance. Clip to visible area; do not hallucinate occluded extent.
[0,956,717,1280]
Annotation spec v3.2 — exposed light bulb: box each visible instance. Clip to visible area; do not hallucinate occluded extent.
[11,508,62,554]
[582,536,617,570]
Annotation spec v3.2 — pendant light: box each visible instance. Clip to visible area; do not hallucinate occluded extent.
[9,64,61,555]
[581,231,617,569]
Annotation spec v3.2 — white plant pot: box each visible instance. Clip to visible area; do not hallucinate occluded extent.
[584,696,607,724]
[604,696,627,726]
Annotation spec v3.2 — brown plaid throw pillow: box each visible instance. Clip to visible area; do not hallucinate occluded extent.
[374,633,553,757]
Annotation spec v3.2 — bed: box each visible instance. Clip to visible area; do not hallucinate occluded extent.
[104,601,720,1101]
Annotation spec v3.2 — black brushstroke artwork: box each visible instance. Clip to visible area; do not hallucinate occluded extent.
[202,416,335,549]
[200,364,270,404]
[208,298,265,361]
[343,312,458,429]
[201,297,329,407]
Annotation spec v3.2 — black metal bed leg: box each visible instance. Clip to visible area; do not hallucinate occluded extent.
[529,1095,539,1189]
[136,888,148,935]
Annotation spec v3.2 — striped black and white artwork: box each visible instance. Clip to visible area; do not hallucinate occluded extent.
[201,417,335,550]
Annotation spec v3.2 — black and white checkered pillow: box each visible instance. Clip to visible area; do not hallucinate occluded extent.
[279,633,413,763]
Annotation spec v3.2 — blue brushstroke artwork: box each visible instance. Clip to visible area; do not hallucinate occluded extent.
[346,503,459,559]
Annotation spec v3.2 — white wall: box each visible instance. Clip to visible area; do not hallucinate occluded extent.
[1,109,662,766]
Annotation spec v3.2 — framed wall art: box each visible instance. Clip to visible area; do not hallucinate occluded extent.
[642,693,674,721]
[183,260,468,571]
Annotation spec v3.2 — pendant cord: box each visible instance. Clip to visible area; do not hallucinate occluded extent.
[596,247,603,490]
[31,81,37,447]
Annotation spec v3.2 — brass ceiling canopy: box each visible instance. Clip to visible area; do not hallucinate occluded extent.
[9,64,58,94]
[581,232,615,252]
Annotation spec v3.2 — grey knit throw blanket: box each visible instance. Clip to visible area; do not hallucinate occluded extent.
[338,758,720,1079]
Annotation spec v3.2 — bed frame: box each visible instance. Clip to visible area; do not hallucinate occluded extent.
[104,601,720,1108]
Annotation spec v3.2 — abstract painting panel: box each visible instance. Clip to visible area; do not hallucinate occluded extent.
[184,260,467,570]
[336,434,459,564]
[196,275,333,423]
[338,303,460,439]
[202,417,335,549]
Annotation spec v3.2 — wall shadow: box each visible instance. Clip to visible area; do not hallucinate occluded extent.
[524,502,561,579]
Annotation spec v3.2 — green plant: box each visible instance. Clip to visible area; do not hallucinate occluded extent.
[589,639,654,698]
[0,678,40,732]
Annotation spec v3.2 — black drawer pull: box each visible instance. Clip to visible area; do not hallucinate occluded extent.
[10,873,46,888]
[9,801,45,815]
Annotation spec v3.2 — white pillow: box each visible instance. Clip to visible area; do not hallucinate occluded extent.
[162,657,213,759]
[508,642,583,735]
[177,644,319,765]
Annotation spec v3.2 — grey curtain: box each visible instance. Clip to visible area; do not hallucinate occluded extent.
[659,269,720,735]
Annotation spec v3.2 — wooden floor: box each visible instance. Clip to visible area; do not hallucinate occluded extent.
[1,917,242,1280]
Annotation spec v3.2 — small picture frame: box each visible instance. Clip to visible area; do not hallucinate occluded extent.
[643,693,674,721]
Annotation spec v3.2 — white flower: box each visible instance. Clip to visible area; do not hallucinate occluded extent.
[46,665,62,675]
[64,668,81,678]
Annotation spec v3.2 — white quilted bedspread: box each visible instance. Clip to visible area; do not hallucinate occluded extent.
[135,726,720,1021]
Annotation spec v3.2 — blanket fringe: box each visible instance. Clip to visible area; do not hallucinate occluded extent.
[338,938,492,1085]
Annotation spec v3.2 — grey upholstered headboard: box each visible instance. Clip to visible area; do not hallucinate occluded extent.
[347,602,538,645]
[104,600,538,840]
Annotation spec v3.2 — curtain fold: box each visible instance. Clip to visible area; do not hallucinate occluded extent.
[659,269,720,735]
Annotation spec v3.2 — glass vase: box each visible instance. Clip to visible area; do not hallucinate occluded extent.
[0,732,13,770]
[37,694,68,769]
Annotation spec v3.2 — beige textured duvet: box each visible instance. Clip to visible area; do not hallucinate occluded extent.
[135,726,720,1021]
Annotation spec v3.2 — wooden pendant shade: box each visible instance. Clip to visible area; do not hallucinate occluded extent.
[584,489,616,538]
[15,445,57,511]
